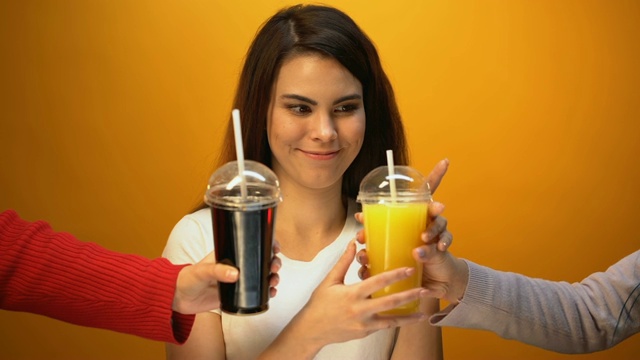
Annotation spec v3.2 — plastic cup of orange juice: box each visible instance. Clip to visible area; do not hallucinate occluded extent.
[357,165,431,315]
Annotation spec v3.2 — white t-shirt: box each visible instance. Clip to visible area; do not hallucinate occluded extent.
[162,199,396,359]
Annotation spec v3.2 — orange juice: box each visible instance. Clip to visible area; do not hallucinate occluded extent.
[363,202,428,315]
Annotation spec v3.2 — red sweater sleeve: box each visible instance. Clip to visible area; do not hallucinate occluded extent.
[0,209,195,344]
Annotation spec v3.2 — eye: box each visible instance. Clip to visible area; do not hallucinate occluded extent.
[334,103,359,114]
[286,104,312,115]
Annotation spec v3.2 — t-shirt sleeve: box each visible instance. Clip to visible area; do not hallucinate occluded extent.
[162,211,213,265]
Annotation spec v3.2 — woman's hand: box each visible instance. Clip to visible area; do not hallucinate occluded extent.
[307,241,426,339]
[261,241,426,359]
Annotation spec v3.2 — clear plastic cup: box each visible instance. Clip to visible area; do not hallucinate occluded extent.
[205,160,281,315]
[357,165,431,315]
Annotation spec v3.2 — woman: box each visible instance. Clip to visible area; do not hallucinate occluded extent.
[162,4,444,359]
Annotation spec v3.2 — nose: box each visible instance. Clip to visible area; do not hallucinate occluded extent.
[309,111,337,142]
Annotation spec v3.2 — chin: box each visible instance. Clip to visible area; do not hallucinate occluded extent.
[309,179,343,192]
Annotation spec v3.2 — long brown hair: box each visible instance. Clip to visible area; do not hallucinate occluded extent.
[198,4,408,209]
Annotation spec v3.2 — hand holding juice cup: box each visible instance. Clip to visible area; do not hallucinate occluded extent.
[357,151,431,315]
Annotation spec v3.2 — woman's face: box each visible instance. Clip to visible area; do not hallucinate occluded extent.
[267,53,365,192]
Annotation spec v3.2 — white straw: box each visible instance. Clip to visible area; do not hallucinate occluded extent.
[386,149,397,203]
[232,109,248,199]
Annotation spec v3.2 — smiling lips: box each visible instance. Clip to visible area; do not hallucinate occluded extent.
[299,149,340,160]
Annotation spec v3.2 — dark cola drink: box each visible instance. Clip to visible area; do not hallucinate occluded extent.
[211,204,276,314]
[205,160,281,315]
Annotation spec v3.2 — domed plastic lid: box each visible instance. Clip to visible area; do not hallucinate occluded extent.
[357,165,431,204]
[205,160,281,210]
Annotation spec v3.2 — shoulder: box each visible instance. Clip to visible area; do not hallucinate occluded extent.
[162,208,213,264]
[169,208,212,239]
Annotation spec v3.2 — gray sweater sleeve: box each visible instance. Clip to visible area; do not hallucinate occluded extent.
[429,250,640,353]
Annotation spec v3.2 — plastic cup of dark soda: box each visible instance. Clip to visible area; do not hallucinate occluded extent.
[205,160,281,315]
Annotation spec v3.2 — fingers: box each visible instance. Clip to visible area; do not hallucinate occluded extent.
[322,240,357,286]
[273,240,281,254]
[426,158,449,195]
[437,231,453,252]
[270,255,282,274]
[356,248,370,280]
[362,288,427,331]
[414,213,453,263]
[356,249,369,266]
[357,267,416,296]
[415,232,453,263]
[269,251,282,298]
[424,201,453,253]
[213,263,239,283]
[194,251,238,283]
[413,230,452,263]
[427,201,445,219]
[353,270,427,330]
[358,265,370,280]
[269,273,280,298]
[418,287,446,300]
[269,273,280,287]
[354,212,363,224]
[422,215,448,245]
[414,245,432,263]
[368,287,424,312]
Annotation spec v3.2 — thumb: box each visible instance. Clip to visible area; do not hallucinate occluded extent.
[193,251,239,284]
[212,263,239,283]
[426,159,449,195]
[322,240,357,286]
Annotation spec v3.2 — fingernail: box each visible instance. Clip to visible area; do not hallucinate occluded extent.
[416,248,427,259]
[226,268,239,278]
[421,232,428,242]
[432,202,445,212]
[404,267,416,276]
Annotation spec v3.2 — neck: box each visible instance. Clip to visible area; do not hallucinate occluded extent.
[275,181,347,261]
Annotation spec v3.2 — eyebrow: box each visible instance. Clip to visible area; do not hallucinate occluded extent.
[280,93,362,106]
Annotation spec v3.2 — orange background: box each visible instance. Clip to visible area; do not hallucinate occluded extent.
[1,1,639,359]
